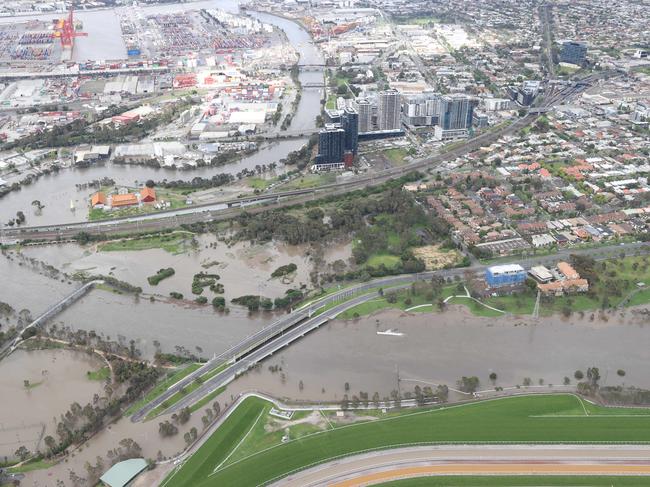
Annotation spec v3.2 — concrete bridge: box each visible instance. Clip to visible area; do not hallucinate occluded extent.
[4,280,103,356]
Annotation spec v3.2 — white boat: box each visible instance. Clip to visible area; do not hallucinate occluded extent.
[376,329,404,337]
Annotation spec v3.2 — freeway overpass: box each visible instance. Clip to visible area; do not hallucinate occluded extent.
[130,240,649,421]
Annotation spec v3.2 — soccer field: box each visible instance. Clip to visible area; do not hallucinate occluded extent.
[163,394,650,487]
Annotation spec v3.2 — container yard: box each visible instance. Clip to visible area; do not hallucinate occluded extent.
[0,20,63,62]
[116,9,275,60]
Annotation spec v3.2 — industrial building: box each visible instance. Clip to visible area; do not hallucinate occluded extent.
[485,264,527,288]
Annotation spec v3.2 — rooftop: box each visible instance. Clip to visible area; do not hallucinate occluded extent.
[99,458,148,487]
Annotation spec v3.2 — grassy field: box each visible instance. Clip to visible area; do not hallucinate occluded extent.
[125,363,203,416]
[165,394,650,487]
[382,148,409,166]
[98,232,194,254]
[366,253,402,269]
[86,366,110,381]
[377,477,650,486]
[277,172,337,190]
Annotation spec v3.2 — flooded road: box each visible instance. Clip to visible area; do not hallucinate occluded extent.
[0,0,323,226]
[0,349,105,458]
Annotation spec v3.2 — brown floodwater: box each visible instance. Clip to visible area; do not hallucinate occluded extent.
[13,237,352,359]
[0,349,105,459]
[227,306,650,401]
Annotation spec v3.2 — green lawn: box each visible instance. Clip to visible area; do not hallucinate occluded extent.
[86,366,110,381]
[189,386,227,414]
[98,232,194,254]
[277,172,337,190]
[381,148,410,166]
[377,477,650,486]
[366,253,402,269]
[166,394,650,487]
[125,363,203,416]
[7,459,55,474]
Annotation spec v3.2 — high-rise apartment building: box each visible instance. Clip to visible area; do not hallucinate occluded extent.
[355,98,372,133]
[438,94,477,130]
[377,89,401,131]
[316,123,345,165]
[341,107,359,154]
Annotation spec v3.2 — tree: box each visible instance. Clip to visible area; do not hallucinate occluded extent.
[489,372,497,384]
[15,445,30,461]
[344,382,350,392]
[212,401,221,416]
[457,376,480,393]
[574,370,584,380]
[435,384,449,402]
[372,392,380,408]
[523,377,532,386]
[586,367,600,387]
[563,376,571,385]
[617,369,626,377]
[44,435,57,453]
[145,179,155,188]
[341,394,349,410]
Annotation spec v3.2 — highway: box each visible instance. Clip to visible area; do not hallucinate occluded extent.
[130,240,649,422]
[274,445,650,487]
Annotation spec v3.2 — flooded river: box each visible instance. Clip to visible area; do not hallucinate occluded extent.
[229,307,650,401]
[5,236,351,359]
[0,0,323,226]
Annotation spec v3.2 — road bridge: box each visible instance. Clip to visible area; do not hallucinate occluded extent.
[131,238,649,420]
[1,279,103,358]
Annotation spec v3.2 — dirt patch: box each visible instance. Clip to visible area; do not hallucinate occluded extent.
[265,411,327,433]
[412,245,461,270]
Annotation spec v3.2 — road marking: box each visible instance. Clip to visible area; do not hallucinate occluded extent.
[320,409,335,429]
[211,408,265,474]
[576,394,590,416]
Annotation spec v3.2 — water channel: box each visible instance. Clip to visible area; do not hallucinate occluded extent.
[0,0,323,225]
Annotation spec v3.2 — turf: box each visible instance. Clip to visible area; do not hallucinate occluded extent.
[166,394,650,487]
[376,476,650,486]
[98,232,194,254]
[162,398,267,487]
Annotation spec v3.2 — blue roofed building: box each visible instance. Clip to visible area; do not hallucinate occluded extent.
[485,264,527,288]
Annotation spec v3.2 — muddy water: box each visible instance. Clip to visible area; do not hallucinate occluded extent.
[0,349,105,458]
[14,237,351,358]
[0,251,75,318]
[228,306,650,401]
[20,235,341,299]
